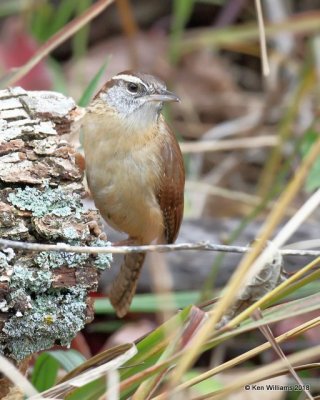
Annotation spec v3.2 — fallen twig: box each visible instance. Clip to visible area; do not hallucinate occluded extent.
[180,135,278,153]
[0,238,319,257]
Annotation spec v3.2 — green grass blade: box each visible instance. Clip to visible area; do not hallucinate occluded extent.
[72,0,92,61]
[169,0,195,63]
[67,306,192,399]
[66,379,105,400]
[47,57,68,94]
[94,291,199,314]
[32,350,86,391]
[32,352,60,391]
[51,0,79,39]
[0,0,30,17]
[49,349,87,372]
[78,57,110,107]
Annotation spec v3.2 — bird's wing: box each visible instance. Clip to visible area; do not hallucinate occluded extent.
[156,121,185,244]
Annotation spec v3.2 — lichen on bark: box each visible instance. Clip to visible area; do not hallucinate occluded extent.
[0,87,111,369]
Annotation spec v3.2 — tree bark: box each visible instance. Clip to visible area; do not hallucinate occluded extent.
[0,87,111,398]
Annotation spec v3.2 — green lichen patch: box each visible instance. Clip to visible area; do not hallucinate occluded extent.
[34,240,112,270]
[6,337,54,363]
[35,250,89,269]
[8,185,83,218]
[62,226,82,240]
[3,288,87,361]
[0,251,9,269]
[10,265,52,293]
[90,239,113,270]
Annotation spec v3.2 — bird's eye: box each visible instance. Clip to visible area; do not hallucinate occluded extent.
[127,82,139,93]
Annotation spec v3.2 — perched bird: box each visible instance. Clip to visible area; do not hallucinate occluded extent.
[82,71,185,317]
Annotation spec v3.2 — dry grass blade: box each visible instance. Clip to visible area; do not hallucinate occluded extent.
[153,316,320,399]
[255,0,270,76]
[220,188,320,328]
[58,344,133,383]
[0,355,39,398]
[114,358,176,398]
[192,344,320,399]
[30,344,137,399]
[183,12,320,52]
[107,369,120,400]
[227,187,320,321]
[115,0,139,67]
[0,0,114,87]
[257,65,315,197]
[131,307,207,400]
[117,294,320,400]
[251,309,313,400]
[168,136,320,386]
[228,255,320,328]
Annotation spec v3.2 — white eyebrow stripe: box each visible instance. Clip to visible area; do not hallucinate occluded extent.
[112,74,147,88]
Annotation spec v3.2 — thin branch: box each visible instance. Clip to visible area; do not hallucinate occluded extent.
[186,181,296,216]
[0,238,319,257]
[180,135,278,153]
[200,110,262,141]
[186,181,264,207]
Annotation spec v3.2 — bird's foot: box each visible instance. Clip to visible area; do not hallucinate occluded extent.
[87,220,107,240]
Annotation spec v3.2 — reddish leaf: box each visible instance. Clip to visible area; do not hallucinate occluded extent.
[0,18,52,90]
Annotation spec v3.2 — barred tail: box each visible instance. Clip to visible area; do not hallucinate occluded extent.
[109,252,145,317]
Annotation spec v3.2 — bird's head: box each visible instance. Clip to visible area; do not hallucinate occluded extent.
[95,71,179,128]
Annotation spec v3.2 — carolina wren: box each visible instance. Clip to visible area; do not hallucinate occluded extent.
[82,71,185,317]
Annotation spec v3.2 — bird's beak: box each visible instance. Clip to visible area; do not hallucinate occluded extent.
[145,89,180,103]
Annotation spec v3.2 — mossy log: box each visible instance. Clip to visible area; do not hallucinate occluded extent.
[0,88,111,397]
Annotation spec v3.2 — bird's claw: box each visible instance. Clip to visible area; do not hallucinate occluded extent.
[88,220,107,240]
